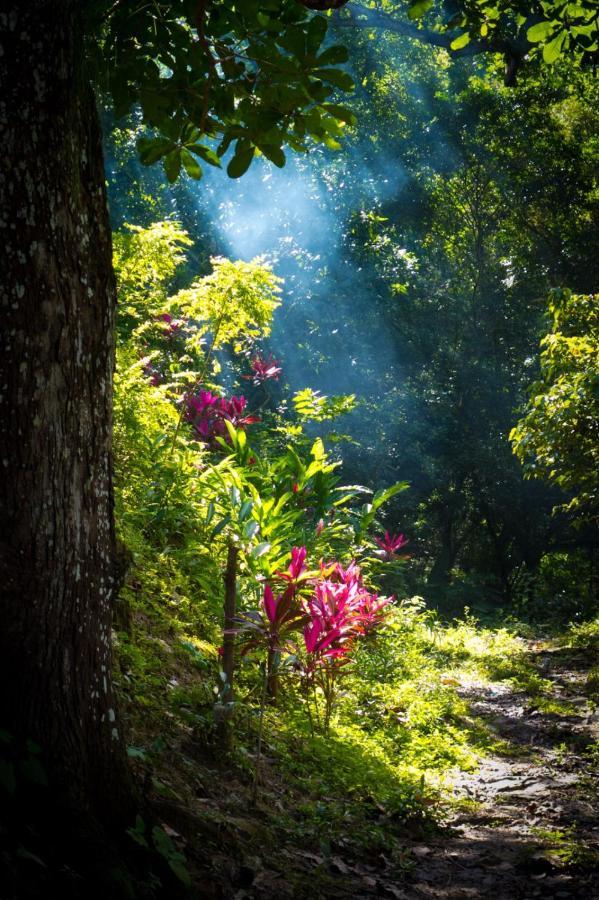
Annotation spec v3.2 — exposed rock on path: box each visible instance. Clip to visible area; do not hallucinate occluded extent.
[404,646,599,899]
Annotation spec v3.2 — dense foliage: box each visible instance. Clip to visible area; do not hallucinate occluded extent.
[106,18,598,621]
[511,288,599,526]
[2,2,598,898]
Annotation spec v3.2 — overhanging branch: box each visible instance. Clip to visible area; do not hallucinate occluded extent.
[337,4,492,58]
[334,4,531,85]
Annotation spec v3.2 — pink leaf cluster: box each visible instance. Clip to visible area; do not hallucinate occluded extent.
[375,530,408,560]
[246,353,282,385]
[157,312,183,337]
[302,559,391,666]
[184,390,259,446]
[141,356,162,386]
[255,548,392,669]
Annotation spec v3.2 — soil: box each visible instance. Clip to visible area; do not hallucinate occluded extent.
[401,646,599,899]
[151,644,599,899]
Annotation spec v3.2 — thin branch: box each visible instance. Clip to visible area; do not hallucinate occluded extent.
[337,4,492,58]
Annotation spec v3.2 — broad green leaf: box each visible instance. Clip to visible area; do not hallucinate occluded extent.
[527,20,556,42]
[227,143,255,178]
[181,148,202,180]
[543,31,566,62]
[239,499,253,521]
[137,136,173,166]
[316,45,349,66]
[322,104,358,126]
[163,149,181,183]
[259,144,286,168]
[408,0,434,20]
[307,15,327,54]
[450,32,471,50]
[187,144,222,168]
[314,69,355,92]
[251,542,271,559]
[372,481,410,513]
[243,520,260,540]
[210,514,231,539]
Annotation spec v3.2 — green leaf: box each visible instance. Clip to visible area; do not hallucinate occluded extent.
[243,520,260,540]
[206,501,215,525]
[250,541,271,559]
[210,514,231,539]
[307,15,328,54]
[181,148,202,180]
[372,481,410,513]
[450,32,471,51]
[322,103,357,126]
[259,144,286,168]
[137,136,173,166]
[408,0,434,20]
[527,20,556,43]
[316,45,349,66]
[187,144,222,168]
[314,68,355,92]
[543,30,565,62]
[163,149,181,183]
[169,859,192,888]
[227,143,255,178]
[127,746,148,760]
[239,499,253,521]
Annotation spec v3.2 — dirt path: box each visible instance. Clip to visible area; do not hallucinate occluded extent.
[158,642,599,899]
[403,646,599,899]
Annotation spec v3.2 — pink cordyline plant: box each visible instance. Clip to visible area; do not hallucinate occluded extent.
[236,546,394,734]
[141,356,162,386]
[184,389,259,446]
[245,353,282,385]
[303,559,391,662]
[300,557,392,732]
[277,546,308,585]
[157,312,183,337]
[375,530,408,560]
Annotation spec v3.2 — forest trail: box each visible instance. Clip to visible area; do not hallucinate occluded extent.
[403,644,599,900]
[185,639,599,900]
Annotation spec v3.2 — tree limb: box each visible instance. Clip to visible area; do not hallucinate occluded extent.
[337,4,492,58]
[335,4,530,84]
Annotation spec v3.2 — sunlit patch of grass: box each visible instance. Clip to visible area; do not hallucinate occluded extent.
[530,696,582,716]
[560,617,599,652]
[585,665,599,703]
[431,617,534,687]
[529,825,599,868]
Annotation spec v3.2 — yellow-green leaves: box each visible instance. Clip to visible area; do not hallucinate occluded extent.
[293,388,356,422]
[173,257,282,350]
[450,32,471,51]
[527,20,556,43]
[113,221,193,328]
[407,0,434,20]
[510,289,599,523]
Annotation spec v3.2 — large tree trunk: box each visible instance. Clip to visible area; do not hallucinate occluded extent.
[0,0,133,829]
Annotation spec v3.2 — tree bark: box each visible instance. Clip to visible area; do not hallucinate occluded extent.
[0,0,133,829]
